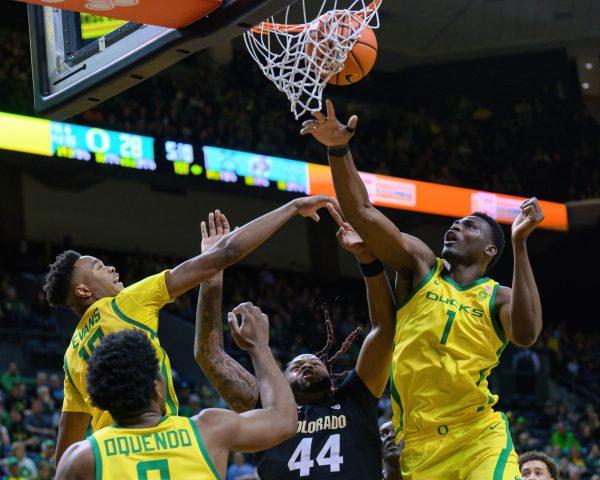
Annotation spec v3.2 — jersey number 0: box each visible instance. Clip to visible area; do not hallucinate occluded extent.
[287,434,344,477]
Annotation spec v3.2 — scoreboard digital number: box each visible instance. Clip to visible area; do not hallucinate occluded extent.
[164,141,203,177]
[51,123,156,170]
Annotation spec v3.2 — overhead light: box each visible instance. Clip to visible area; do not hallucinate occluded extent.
[582,82,590,90]
[585,63,593,70]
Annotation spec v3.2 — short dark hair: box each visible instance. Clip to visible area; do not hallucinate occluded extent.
[471,212,505,270]
[519,451,559,480]
[43,250,81,306]
[87,330,159,421]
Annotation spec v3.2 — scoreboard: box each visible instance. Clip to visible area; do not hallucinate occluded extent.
[0,111,568,231]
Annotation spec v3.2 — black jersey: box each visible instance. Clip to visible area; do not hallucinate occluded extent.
[255,370,381,479]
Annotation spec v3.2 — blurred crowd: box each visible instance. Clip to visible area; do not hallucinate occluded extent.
[2,29,600,203]
[0,241,598,479]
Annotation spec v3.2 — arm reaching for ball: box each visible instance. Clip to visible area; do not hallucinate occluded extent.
[301,100,436,285]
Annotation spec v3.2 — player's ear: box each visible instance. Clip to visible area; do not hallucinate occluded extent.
[74,283,92,300]
[484,244,497,260]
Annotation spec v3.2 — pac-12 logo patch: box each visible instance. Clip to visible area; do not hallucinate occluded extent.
[478,290,489,302]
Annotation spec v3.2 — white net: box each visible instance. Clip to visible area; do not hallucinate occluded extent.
[243,0,381,119]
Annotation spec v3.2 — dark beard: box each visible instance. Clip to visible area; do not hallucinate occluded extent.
[291,375,331,398]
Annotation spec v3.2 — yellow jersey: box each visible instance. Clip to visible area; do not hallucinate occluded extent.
[391,258,508,438]
[88,415,220,480]
[63,272,179,431]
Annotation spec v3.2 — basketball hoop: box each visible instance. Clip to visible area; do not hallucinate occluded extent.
[244,0,381,119]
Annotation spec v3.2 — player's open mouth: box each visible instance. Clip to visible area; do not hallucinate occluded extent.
[444,230,459,244]
[113,274,120,284]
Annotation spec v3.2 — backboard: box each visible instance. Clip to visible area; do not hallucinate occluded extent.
[25,0,298,119]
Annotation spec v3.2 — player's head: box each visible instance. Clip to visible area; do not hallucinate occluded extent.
[87,330,166,422]
[519,451,559,480]
[441,212,505,271]
[43,250,124,309]
[286,312,362,404]
[380,421,403,463]
[285,354,332,400]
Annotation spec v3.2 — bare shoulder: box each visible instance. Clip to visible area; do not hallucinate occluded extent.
[56,440,95,479]
[495,285,512,309]
[193,408,238,438]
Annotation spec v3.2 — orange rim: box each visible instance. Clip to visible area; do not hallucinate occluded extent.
[250,0,381,34]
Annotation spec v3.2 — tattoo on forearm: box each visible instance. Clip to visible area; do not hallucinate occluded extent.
[196,278,259,413]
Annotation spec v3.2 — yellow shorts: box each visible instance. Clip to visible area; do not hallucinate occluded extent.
[400,411,521,480]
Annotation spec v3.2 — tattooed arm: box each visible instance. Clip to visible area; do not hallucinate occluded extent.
[193,211,259,413]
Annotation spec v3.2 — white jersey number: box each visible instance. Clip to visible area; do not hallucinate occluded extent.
[287,434,344,477]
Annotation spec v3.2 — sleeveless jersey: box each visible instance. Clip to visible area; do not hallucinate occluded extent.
[88,416,219,480]
[255,370,381,479]
[390,258,508,438]
[63,272,179,431]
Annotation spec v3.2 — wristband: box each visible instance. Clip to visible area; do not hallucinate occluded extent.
[358,259,384,277]
[328,144,350,157]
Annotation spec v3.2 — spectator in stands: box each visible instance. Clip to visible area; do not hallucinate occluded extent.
[519,451,559,479]
[47,375,62,405]
[0,365,21,393]
[226,452,258,480]
[4,385,26,415]
[23,400,55,443]
[34,460,52,480]
[587,444,600,473]
[380,421,402,480]
[3,456,26,480]
[552,421,582,452]
[38,439,55,468]
[10,442,36,479]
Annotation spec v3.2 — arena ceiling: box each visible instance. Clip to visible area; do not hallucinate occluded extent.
[376,0,600,68]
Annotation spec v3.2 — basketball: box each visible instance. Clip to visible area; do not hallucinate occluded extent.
[330,22,378,86]
[306,13,378,87]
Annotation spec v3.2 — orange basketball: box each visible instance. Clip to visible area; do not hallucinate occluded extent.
[330,22,378,86]
[305,13,378,86]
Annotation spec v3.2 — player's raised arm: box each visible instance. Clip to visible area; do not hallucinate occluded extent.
[496,197,544,347]
[194,211,259,413]
[301,100,435,280]
[196,303,297,461]
[165,196,333,299]
[328,204,396,398]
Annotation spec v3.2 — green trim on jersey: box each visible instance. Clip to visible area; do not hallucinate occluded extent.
[489,284,507,344]
[63,356,81,396]
[159,347,178,415]
[390,366,404,433]
[396,260,440,311]
[441,274,491,291]
[188,418,221,480]
[110,298,157,339]
[88,436,102,480]
[493,413,514,480]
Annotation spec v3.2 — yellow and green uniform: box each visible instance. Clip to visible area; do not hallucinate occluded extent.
[390,258,520,480]
[63,272,179,431]
[88,416,220,480]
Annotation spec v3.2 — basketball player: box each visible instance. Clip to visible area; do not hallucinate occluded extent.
[300,100,544,479]
[44,195,333,464]
[380,421,403,480]
[195,206,401,479]
[55,303,298,480]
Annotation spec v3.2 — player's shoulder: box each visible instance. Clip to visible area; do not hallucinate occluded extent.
[494,284,512,308]
[57,439,95,478]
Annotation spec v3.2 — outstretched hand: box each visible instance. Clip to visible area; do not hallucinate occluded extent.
[201,210,231,253]
[293,195,340,222]
[327,203,375,263]
[300,99,358,148]
[512,197,545,242]
[228,302,270,352]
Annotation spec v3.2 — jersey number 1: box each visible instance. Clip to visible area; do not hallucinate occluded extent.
[288,434,344,477]
[440,310,456,345]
